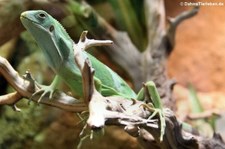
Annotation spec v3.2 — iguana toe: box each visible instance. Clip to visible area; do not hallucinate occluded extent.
[28,85,56,104]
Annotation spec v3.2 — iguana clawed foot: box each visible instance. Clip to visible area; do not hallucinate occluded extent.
[29,84,56,104]
[141,103,166,142]
[28,75,60,104]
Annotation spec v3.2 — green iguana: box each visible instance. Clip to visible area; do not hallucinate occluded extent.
[20,10,165,141]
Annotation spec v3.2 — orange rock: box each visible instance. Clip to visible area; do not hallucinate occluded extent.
[166,0,225,92]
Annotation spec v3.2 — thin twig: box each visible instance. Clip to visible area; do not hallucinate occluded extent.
[166,6,199,51]
[187,110,221,120]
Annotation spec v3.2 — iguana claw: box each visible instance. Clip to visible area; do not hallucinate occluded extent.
[28,75,60,104]
[28,85,56,104]
[141,104,166,142]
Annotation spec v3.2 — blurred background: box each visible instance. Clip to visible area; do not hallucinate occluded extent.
[0,0,225,148]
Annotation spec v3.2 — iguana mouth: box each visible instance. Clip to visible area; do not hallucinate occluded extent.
[20,15,40,25]
[20,14,48,34]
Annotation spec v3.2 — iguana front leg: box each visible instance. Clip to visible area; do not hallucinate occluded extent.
[30,75,61,103]
[137,81,166,142]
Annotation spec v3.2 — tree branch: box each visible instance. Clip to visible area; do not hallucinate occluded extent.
[73,31,225,149]
[0,56,86,112]
[144,0,166,53]
[0,31,224,148]
[166,6,200,53]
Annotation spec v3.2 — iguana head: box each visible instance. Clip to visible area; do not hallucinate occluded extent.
[20,10,73,72]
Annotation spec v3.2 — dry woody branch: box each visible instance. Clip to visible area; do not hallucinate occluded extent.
[0,31,224,148]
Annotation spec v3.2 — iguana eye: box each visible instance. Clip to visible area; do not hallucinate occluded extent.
[49,25,54,32]
[39,13,46,18]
